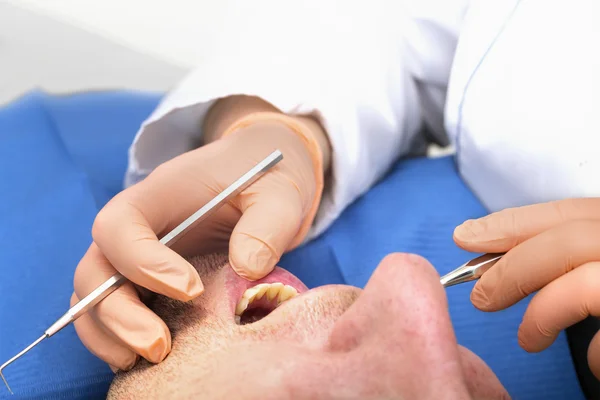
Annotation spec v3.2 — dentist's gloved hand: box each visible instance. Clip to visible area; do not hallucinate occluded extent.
[72,96,330,371]
[453,198,600,378]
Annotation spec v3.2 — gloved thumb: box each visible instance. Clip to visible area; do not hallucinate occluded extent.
[229,188,306,280]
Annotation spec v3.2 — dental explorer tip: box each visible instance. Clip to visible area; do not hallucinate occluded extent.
[0,368,13,395]
[0,334,48,394]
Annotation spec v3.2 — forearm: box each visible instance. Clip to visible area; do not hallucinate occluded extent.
[203,95,331,174]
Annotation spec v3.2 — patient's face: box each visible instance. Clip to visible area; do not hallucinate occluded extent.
[108,253,508,399]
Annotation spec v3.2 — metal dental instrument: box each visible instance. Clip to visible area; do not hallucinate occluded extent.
[441,253,505,288]
[0,150,283,395]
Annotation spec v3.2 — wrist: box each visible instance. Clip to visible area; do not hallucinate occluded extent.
[203,96,331,175]
[220,112,326,247]
[292,115,331,175]
[203,95,279,144]
[222,112,327,177]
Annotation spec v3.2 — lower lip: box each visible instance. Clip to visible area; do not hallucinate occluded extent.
[225,266,309,313]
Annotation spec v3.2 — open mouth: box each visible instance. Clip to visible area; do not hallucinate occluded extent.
[227,266,309,325]
[235,283,300,325]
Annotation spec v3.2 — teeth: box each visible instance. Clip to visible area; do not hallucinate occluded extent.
[235,297,249,316]
[266,283,284,301]
[235,282,299,317]
[243,287,261,300]
[277,285,297,303]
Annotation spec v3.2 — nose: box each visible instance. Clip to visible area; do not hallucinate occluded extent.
[326,253,482,398]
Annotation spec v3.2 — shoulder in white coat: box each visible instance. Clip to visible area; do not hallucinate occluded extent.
[446,0,600,212]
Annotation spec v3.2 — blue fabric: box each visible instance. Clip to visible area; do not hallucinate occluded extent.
[0,91,584,399]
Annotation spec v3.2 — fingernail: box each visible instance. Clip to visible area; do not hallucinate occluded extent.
[517,325,530,351]
[454,219,485,242]
[136,325,170,364]
[170,265,204,299]
[109,352,137,373]
[231,239,277,280]
[114,311,171,364]
[144,336,170,364]
[184,266,204,298]
[123,354,139,371]
[470,282,492,310]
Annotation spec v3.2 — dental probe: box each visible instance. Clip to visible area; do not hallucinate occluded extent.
[0,150,283,395]
[440,253,505,288]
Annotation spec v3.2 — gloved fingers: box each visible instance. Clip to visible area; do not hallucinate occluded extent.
[587,330,600,379]
[470,219,600,311]
[74,244,172,364]
[92,192,203,301]
[71,292,138,372]
[229,187,305,279]
[517,261,600,353]
[223,116,323,248]
[454,198,600,253]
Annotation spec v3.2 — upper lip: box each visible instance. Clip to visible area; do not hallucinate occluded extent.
[225,266,309,316]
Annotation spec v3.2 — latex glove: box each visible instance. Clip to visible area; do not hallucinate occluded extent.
[72,102,328,371]
[453,198,600,377]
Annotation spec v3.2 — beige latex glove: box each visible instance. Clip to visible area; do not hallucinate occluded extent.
[453,198,600,378]
[72,96,330,371]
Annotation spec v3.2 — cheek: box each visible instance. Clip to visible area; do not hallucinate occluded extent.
[251,287,360,348]
[184,344,314,400]
[191,273,230,314]
[458,346,510,399]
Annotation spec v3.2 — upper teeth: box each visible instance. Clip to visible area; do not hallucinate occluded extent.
[235,283,299,316]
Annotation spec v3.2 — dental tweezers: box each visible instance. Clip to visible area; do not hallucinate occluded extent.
[0,150,283,395]
[440,253,504,288]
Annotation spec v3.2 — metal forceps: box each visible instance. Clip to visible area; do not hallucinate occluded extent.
[0,150,283,394]
[440,253,505,288]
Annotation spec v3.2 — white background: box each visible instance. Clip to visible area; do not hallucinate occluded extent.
[0,0,452,155]
[0,0,227,104]
[3,0,233,67]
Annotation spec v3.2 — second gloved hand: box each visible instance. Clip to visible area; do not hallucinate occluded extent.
[453,198,600,378]
[73,108,328,371]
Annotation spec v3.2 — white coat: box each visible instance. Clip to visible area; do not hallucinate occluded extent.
[124,0,600,240]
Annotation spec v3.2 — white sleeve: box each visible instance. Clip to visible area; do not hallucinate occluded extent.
[125,0,465,239]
